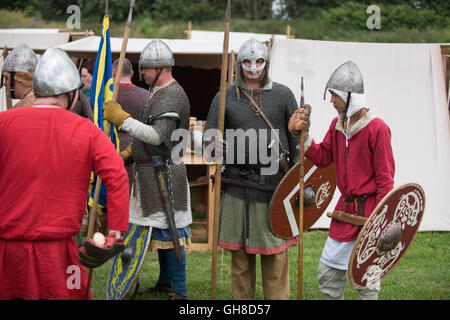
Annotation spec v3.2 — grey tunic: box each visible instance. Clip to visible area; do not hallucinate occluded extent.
[206,80,299,252]
[205,81,299,202]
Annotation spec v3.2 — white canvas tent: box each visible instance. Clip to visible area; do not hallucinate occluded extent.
[0,28,71,51]
[270,38,450,231]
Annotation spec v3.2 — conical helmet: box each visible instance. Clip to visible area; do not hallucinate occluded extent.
[139,39,174,69]
[323,61,364,99]
[2,43,38,73]
[237,37,269,74]
[33,47,82,97]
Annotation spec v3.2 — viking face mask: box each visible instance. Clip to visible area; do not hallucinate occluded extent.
[242,58,266,75]
[237,38,269,75]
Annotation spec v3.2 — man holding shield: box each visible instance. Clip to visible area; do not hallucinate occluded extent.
[288,61,395,300]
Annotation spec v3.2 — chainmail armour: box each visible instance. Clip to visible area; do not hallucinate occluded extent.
[132,80,190,217]
[205,82,299,202]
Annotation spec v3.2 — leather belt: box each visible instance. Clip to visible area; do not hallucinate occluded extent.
[343,194,370,217]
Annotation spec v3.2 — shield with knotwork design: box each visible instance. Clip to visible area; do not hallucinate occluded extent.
[349,183,426,290]
[107,223,151,300]
[269,160,337,239]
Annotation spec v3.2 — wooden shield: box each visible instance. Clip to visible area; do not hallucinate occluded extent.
[269,160,336,239]
[106,223,151,300]
[349,183,426,290]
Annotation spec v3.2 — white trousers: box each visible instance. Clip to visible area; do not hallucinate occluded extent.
[317,262,380,300]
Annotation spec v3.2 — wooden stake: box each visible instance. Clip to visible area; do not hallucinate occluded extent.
[211,0,231,300]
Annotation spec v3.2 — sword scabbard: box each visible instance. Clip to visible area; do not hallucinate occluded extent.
[327,211,368,226]
[153,156,183,262]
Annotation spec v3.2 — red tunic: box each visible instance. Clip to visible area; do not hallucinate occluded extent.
[305,113,395,242]
[0,107,129,299]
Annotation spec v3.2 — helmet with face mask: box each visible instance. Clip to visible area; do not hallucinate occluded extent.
[1,43,38,99]
[33,48,82,108]
[234,38,270,93]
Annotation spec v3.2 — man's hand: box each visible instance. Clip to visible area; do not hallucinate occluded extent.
[120,143,132,160]
[103,100,131,127]
[79,230,125,268]
[288,104,311,137]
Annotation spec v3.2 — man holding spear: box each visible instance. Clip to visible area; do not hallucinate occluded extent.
[288,61,395,300]
[205,37,299,300]
[103,39,192,300]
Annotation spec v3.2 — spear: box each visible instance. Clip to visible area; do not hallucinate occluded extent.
[2,46,12,110]
[297,77,311,300]
[211,0,231,300]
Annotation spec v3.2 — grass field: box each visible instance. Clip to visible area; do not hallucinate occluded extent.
[90,230,449,300]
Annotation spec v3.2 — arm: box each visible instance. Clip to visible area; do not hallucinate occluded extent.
[304,122,335,169]
[371,121,395,203]
[120,117,162,145]
[91,129,130,233]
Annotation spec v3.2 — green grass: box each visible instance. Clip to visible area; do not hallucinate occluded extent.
[90,230,449,300]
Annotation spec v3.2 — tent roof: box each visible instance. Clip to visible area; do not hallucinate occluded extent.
[189,30,287,43]
[56,36,246,69]
[0,28,70,51]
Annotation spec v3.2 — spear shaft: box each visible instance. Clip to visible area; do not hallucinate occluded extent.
[211,0,231,300]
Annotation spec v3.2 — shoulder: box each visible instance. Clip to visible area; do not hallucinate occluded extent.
[270,82,297,104]
[365,114,391,134]
[272,81,291,92]
[271,81,296,97]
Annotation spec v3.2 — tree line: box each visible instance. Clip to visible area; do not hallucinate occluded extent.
[2,0,449,29]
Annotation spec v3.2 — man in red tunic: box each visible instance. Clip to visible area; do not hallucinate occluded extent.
[289,61,395,300]
[0,48,129,299]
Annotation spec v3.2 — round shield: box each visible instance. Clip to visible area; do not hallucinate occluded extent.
[349,183,426,290]
[269,160,336,239]
[106,223,151,300]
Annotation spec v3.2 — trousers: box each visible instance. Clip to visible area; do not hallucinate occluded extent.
[157,247,187,295]
[316,262,380,300]
[231,248,290,300]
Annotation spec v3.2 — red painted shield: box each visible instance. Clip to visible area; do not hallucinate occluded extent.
[349,183,426,289]
[269,161,336,239]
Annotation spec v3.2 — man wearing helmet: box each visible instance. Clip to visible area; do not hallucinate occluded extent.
[205,38,299,300]
[0,48,130,299]
[1,43,93,121]
[103,39,191,300]
[1,43,38,109]
[288,61,395,300]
